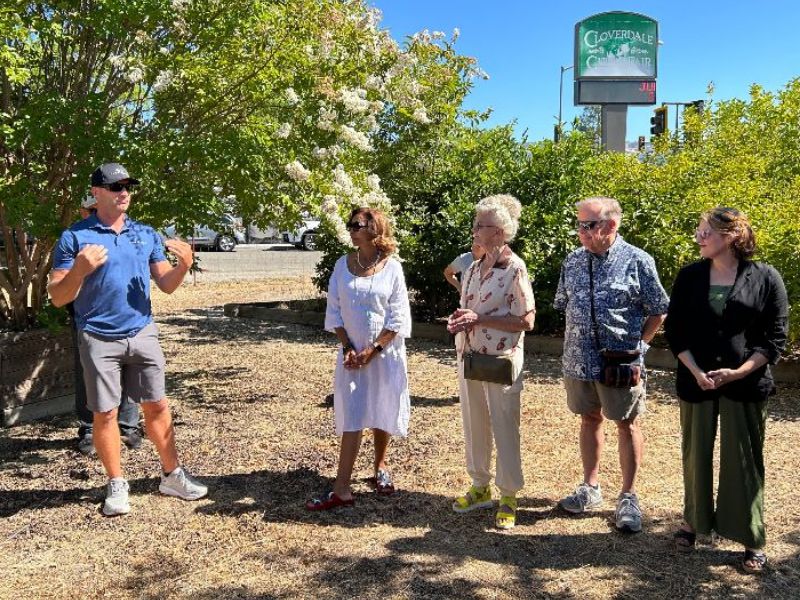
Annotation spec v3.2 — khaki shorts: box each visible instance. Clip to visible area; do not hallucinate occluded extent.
[564,376,645,421]
[78,323,166,413]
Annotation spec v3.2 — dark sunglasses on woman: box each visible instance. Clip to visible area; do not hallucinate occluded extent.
[346,222,370,231]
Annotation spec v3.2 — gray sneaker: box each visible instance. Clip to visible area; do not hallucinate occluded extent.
[159,466,208,501]
[615,492,642,533]
[102,478,131,516]
[560,482,603,514]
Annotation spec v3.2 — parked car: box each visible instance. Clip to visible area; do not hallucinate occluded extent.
[245,223,280,243]
[282,217,320,250]
[162,214,246,252]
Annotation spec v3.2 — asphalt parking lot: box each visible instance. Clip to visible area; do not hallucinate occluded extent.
[189,243,321,281]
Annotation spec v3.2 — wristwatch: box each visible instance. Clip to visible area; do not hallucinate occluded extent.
[371,341,384,352]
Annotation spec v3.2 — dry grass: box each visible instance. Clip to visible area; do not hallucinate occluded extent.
[1,277,799,599]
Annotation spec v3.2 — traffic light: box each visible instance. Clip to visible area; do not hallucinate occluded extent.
[650,106,668,136]
[688,100,705,115]
[638,136,646,151]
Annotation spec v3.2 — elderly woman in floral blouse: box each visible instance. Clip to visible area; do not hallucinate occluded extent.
[447,194,536,530]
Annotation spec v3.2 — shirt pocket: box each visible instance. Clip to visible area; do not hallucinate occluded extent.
[607,282,632,308]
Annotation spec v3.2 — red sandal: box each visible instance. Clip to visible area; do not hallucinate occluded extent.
[305,491,355,511]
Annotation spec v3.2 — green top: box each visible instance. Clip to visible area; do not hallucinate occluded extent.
[709,284,732,317]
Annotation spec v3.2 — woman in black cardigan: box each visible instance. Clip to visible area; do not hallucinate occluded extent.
[664,207,788,574]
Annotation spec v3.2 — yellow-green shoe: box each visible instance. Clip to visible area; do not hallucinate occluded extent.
[452,485,493,513]
[495,495,517,529]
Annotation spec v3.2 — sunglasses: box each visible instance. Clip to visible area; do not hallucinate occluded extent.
[346,222,369,232]
[577,220,604,231]
[102,182,137,192]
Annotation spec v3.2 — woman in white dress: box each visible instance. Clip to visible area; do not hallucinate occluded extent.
[306,207,411,511]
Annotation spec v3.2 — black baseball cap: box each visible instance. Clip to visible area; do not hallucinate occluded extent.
[90,163,141,186]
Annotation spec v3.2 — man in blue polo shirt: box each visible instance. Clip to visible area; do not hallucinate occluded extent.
[48,163,208,516]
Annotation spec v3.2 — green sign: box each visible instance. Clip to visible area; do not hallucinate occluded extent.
[575,12,658,78]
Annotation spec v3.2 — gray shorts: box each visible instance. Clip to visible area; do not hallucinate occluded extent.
[78,322,166,413]
[564,376,645,421]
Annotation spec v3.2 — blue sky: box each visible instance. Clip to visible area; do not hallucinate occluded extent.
[377,1,800,142]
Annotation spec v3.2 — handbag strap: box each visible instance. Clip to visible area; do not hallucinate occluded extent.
[588,254,603,353]
[460,261,478,354]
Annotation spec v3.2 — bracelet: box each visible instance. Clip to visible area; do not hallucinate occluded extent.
[371,341,384,353]
[342,343,354,354]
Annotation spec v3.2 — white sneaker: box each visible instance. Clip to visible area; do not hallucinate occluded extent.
[102,478,131,516]
[560,482,603,514]
[159,466,208,501]
[615,492,642,533]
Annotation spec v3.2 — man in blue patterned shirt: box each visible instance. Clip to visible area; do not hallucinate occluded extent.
[553,196,669,533]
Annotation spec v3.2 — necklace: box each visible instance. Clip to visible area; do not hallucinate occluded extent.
[356,248,381,272]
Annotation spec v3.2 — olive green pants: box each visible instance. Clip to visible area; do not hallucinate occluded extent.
[680,397,767,549]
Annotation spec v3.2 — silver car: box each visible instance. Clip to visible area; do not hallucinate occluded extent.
[163,214,246,252]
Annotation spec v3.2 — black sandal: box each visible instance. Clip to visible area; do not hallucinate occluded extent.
[742,549,767,574]
[673,528,696,553]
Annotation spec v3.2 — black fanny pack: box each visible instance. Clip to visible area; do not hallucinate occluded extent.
[599,349,641,388]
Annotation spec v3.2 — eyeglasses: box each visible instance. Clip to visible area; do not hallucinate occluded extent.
[577,220,604,231]
[346,222,369,232]
[695,229,715,240]
[102,182,136,192]
[472,222,498,230]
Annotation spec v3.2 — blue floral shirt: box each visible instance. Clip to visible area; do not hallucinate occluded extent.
[553,236,669,380]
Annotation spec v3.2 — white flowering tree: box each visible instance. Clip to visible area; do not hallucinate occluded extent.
[0,0,477,328]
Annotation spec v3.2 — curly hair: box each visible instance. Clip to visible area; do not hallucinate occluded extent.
[475,194,522,242]
[348,207,397,255]
[702,206,756,260]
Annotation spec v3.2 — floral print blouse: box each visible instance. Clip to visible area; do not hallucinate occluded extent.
[460,252,536,356]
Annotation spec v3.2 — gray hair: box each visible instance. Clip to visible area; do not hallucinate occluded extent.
[475,194,522,242]
[576,196,623,226]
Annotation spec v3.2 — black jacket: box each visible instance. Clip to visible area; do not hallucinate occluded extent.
[664,259,788,402]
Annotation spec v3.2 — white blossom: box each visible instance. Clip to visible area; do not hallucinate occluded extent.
[284,160,311,182]
[159,46,171,55]
[171,0,190,12]
[126,67,144,84]
[365,75,384,91]
[368,100,385,114]
[364,115,378,132]
[275,123,292,139]
[320,195,338,215]
[317,105,338,131]
[339,125,373,151]
[312,147,329,159]
[333,164,355,196]
[109,55,126,69]
[452,27,460,41]
[412,107,431,124]
[361,189,392,213]
[366,174,381,191]
[340,88,370,114]
[431,30,445,40]
[285,87,300,105]
[152,69,174,92]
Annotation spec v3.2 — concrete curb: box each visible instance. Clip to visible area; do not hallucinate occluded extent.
[223,302,800,384]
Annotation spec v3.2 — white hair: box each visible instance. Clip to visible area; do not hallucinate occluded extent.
[475,194,522,242]
[576,196,623,226]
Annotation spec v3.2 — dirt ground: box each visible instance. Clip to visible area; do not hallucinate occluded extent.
[1,277,799,599]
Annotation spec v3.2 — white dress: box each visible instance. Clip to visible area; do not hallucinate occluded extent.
[325,255,412,436]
